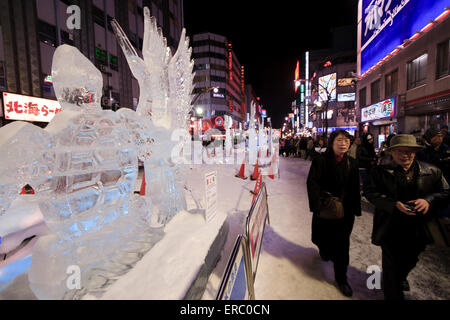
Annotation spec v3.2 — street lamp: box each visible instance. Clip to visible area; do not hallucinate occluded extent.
[191,86,220,106]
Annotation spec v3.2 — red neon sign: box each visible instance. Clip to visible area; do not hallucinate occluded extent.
[228,43,233,81]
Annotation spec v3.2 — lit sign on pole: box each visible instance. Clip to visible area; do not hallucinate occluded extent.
[359,0,449,76]
[294,60,300,93]
[318,73,337,102]
[361,97,396,122]
[3,92,62,122]
[338,93,356,102]
[300,83,305,103]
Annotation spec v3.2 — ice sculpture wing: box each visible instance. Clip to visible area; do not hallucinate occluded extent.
[168,29,195,131]
[112,7,171,126]
[110,19,152,118]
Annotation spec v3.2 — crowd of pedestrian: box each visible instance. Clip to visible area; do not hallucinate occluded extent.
[279,136,327,160]
[304,127,450,300]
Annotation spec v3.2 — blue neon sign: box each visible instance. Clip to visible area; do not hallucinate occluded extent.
[361,0,449,75]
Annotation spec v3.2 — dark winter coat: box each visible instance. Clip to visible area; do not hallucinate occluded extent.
[357,135,377,169]
[417,143,450,183]
[307,151,362,217]
[363,160,450,246]
[307,151,362,251]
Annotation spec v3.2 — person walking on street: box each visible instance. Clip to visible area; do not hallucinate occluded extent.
[307,130,361,297]
[364,134,449,300]
[348,136,361,161]
[417,128,450,183]
[357,133,377,187]
[299,136,307,160]
[306,137,314,160]
[441,125,450,147]
[314,137,327,156]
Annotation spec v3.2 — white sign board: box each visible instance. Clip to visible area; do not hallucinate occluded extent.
[204,171,218,222]
[338,92,356,102]
[3,92,62,122]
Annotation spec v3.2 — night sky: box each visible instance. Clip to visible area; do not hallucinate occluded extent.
[184,1,358,129]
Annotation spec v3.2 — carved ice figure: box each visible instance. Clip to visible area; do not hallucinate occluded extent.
[248,101,258,165]
[0,45,158,300]
[111,7,194,225]
[224,116,233,163]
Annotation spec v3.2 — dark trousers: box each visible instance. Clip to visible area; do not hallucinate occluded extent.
[381,241,426,300]
[312,213,355,283]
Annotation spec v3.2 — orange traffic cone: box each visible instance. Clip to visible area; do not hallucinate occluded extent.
[268,161,275,180]
[139,171,146,195]
[20,185,35,195]
[235,160,248,180]
[250,160,260,181]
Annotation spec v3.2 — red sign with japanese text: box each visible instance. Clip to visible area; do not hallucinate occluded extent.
[3,92,62,122]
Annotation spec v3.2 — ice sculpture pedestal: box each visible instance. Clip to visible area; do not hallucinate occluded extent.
[85,210,228,300]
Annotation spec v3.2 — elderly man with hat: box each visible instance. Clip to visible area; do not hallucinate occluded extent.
[364,134,449,300]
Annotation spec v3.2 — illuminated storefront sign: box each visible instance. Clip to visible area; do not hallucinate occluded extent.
[360,0,449,76]
[318,126,357,133]
[3,92,62,122]
[338,92,356,102]
[318,73,337,102]
[338,78,355,87]
[361,97,396,122]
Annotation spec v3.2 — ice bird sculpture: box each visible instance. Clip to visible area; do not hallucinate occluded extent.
[111,7,195,225]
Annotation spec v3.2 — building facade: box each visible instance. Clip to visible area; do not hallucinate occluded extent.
[0,0,184,126]
[308,52,359,137]
[191,32,245,130]
[356,0,449,147]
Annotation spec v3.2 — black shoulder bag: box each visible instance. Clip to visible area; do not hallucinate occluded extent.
[318,158,351,220]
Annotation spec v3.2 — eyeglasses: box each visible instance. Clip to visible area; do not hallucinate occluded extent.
[392,149,416,155]
[335,138,350,144]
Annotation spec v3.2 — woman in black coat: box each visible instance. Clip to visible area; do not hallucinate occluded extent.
[307,130,362,297]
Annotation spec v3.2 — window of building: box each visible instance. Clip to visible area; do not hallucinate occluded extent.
[385,69,398,98]
[371,79,380,104]
[407,53,427,89]
[359,87,366,108]
[38,20,57,47]
[436,39,449,79]
[95,47,108,66]
[92,5,105,28]
[109,54,118,71]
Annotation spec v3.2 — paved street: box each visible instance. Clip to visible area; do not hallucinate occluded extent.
[250,157,450,300]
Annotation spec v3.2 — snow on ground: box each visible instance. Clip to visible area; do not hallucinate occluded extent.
[203,156,450,300]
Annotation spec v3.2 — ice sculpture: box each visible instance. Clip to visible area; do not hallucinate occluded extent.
[224,116,233,164]
[248,101,258,165]
[0,45,159,300]
[111,7,194,225]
